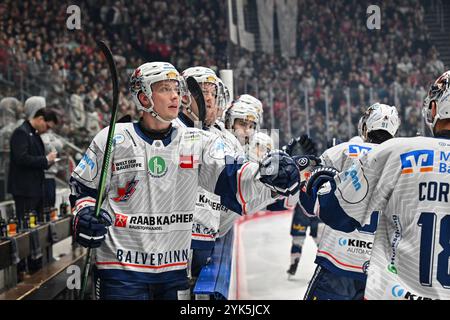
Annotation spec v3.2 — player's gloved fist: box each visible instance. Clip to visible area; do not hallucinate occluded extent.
[73,206,113,248]
[283,134,317,156]
[305,166,340,198]
[259,150,300,197]
[292,155,321,172]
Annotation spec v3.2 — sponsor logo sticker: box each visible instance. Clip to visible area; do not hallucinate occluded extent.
[148,156,167,177]
[400,150,434,174]
[112,156,145,175]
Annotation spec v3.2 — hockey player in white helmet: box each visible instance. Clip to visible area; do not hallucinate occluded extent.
[237,94,264,129]
[247,131,273,162]
[301,71,450,300]
[296,102,400,298]
[174,66,223,129]
[359,102,400,144]
[70,62,299,300]
[171,66,242,295]
[215,80,231,130]
[225,97,260,148]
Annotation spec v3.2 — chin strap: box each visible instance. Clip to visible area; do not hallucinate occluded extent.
[184,106,199,121]
[181,96,199,122]
[143,98,175,123]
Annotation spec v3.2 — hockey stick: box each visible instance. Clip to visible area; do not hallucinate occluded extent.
[78,40,119,300]
[186,76,206,124]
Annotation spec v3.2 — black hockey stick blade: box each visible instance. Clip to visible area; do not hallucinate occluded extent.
[186,76,206,123]
[78,40,120,300]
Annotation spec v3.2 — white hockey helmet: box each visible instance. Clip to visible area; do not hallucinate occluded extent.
[225,99,259,130]
[130,62,187,123]
[361,103,400,138]
[423,70,450,134]
[181,66,222,120]
[236,94,263,128]
[182,66,220,87]
[357,114,367,139]
[248,131,274,162]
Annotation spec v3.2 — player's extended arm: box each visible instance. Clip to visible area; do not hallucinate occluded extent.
[305,166,361,233]
[202,142,300,215]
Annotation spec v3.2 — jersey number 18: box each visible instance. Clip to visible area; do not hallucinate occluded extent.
[417,212,450,288]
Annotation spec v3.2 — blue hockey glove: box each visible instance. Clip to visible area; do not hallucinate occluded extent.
[259,150,300,197]
[283,134,317,157]
[73,206,113,248]
[305,166,340,199]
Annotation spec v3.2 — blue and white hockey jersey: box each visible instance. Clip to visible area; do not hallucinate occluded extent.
[316,136,450,300]
[70,122,275,283]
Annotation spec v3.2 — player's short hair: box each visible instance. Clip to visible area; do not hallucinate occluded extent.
[367,129,393,144]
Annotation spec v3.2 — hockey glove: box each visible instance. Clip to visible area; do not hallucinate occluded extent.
[305,166,340,199]
[292,155,321,172]
[283,134,317,157]
[259,150,300,197]
[73,206,113,248]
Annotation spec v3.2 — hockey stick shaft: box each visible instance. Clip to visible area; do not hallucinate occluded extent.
[79,40,119,300]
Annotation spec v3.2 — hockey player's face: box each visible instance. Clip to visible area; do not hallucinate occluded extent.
[201,83,219,126]
[233,119,256,145]
[151,80,181,120]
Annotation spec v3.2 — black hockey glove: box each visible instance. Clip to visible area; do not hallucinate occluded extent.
[283,134,317,157]
[73,206,112,248]
[259,150,300,197]
[292,155,322,172]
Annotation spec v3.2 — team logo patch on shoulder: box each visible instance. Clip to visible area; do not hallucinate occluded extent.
[400,150,434,174]
[113,134,125,145]
[209,139,225,160]
[112,156,145,175]
[348,144,372,158]
[148,156,168,177]
[111,178,139,202]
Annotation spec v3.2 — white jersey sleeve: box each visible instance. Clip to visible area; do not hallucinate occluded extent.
[70,126,112,219]
[198,127,273,216]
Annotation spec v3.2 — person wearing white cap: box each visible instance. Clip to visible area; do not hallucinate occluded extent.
[24,96,46,119]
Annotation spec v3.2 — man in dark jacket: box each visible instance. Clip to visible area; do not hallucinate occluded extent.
[8,107,58,228]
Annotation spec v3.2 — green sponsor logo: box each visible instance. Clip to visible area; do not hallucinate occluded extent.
[387,264,398,274]
[148,156,167,177]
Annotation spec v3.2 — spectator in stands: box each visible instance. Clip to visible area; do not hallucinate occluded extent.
[8,105,58,227]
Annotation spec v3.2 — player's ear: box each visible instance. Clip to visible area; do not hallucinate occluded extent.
[431,101,437,119]
[138,92,149,107]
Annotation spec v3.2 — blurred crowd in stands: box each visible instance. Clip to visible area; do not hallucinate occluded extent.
[0,0,447,156]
